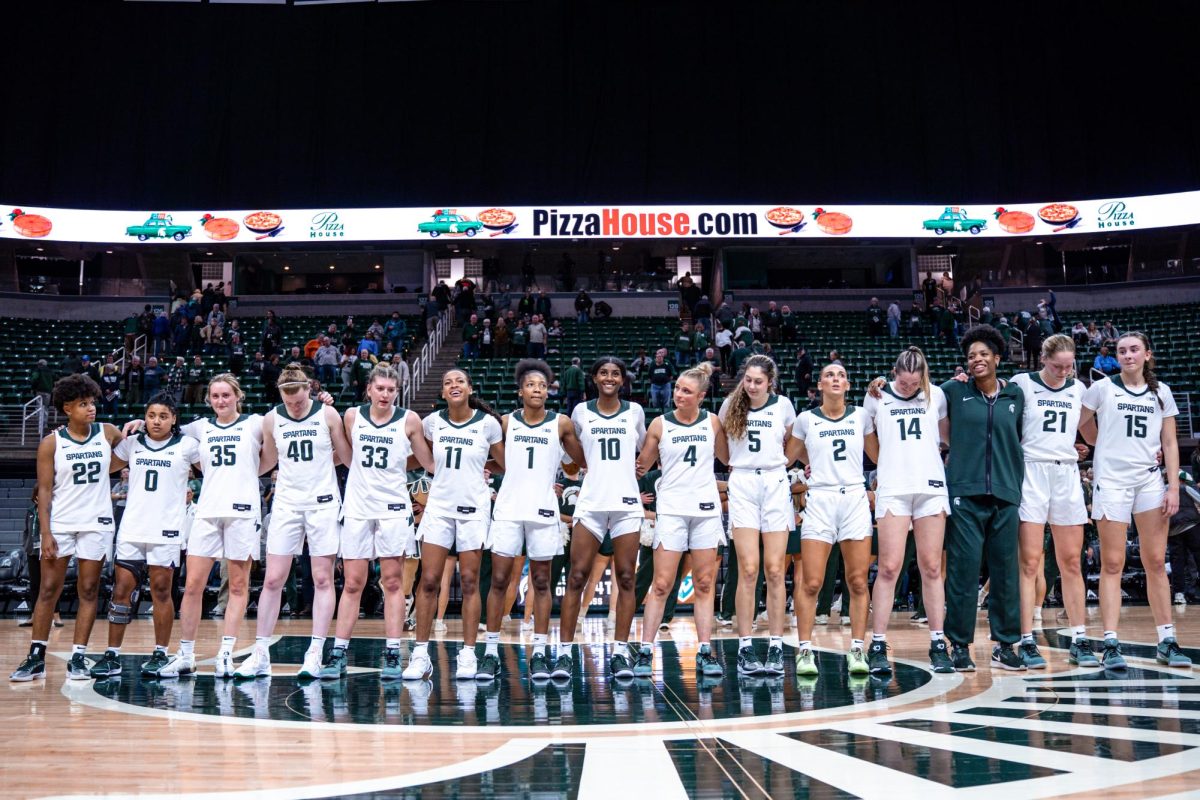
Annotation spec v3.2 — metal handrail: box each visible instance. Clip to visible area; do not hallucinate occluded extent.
[21,395,45,446]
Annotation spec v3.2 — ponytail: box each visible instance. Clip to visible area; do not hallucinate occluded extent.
[678,360,714,395]
[893,346,931,408]
[442,368,503,424]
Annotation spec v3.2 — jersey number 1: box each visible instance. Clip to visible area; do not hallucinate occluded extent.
[444,446,462,469]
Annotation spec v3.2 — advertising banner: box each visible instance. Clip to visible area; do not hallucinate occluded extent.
[0,191,1187,246]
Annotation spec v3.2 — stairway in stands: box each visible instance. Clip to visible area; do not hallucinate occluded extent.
[407,324,465,413]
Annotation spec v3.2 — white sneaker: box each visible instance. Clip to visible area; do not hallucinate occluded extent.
[402,651,432,681]
[297,649,322,679]
[840,615,851,626]
[519,620,534,632]
[156,651,196,678]
[233,647,271,679]
[433,620,447,633]
[456,648,478,680]
[815,614,830,625]
[1033,607,1043,623]
[1175,592,1187,606]
[214,652,235,678]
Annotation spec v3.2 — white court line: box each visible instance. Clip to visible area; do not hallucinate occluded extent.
[987,700,1200,719]
[42,738,548,800]
[914,709,1200,746]
[1019,691,1200,702]
[1023,678,1199,688]
[722,730,958,800]
[577,738,688,800]
[951,750,1200,800]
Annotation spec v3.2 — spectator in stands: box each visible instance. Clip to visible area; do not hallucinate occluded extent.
[82,355,100,384]
[167,356,187,402]
[828,349,842,365]
[57,351,82,380]
[548,318,564,340]
[228,333,247,376]
[648,348,675,409]
[352,349,375,400]
[517,291,535,319]
[763,301,782,343]
[511,319,528,356]
[99,363,121,414]
[733,317,754,349]
[713,322,733,374]
[1037,309,1055,338]
[358,331,380,358]
[313,336,340,387]
[1023,315,1043,369]
[937,301,956,346]
[286,345,313,373]
[493,317,511,358]
[922,273,939,309]
[692,320,710,362]
[574,289,593,323]
[805,387,821,410]
[593,299,613,319]
[908,302,924,336]
[261,310,283,357]
[390,353,411,395]
[188,315,206,356]
[1086,321,1103,347]
[528,314,547,358]
[887,300,901,338]
[535,289,552,320]
[730,338,752,373]
[630,348,652,378]
[185,355,207,404]
[480,319,494,358]
[121,356,143,408]
[248,351,266,378]
[1100,320,1120,346]
[1092,345,1119,375]
[151,310,171,357]
[262,354,282,405]
[562,357,585,413]
[748,306,764,340]
[940,271,954,299]
[715,300,735,330]
[494,285,513,316]
[30,358,54,405]
[384,312,407,353]
[367,318,385,339]
[462,314,480,358]
[143,356,164,399]
[432,281,451,313]
[694,294,713,322]
[674,321,694,367]
[794,346,814,397]
[1071,320,1089,347]
[207,303,225,337]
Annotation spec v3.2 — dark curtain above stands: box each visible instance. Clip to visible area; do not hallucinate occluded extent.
[1,1,1198,210]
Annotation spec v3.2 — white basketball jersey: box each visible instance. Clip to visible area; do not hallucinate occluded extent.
[862,382,948,496]
[719,394,796,470]
[343,405,415,520]
[271,401,339,511]
[655,411,721,517]
[50,425,114,533]
[792,406,868,489]
[1083,375,1177,489]
[493,410,564,523]
[114,433,201,544]
[423,409,503,520]
[183,414,263,519]
[1012,372,1084,462]
[572,400,646,513]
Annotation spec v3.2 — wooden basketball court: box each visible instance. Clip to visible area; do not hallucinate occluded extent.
[4,608,1199,799]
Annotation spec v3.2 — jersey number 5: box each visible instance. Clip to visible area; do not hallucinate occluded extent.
[747,430,761,452]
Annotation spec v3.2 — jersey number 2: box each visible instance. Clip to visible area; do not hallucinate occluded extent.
[71,462,101,485]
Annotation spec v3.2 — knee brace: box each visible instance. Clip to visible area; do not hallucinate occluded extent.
[107,601,134,625]
[115,558,148,589]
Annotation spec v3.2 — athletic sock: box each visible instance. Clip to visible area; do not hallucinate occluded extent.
[309,636,325,653]
[930,630,945,641]
[72,644,86,656]
[1104,630,1118,641]
[485,631,500,657]
[851,639,864,650]
[739,636,753,650]
[614,640,628,655]
[872,633,887,642]
[106,647,120,656]
[334,638,350,650]
[798,640,812,651]
[219,636,236,656]
[413,641,429,657]
[640,642,652,654]
[699,642,711,655]
[154,644,168,654]
[769,636,783,650]
[532,634,547,657]
[1020,632,1035,644]
[1157,623,1176,643]
[386,638,402,650]
[1072,626,1087,642]
[180,639,196,657]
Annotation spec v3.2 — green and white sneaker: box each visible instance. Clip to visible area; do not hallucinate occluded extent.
[551,652,574,680]
[529,651,551,681]
[140,649,171,677]
[794,647,818,676]
[1069,638,1100,667]
[1101,638,1127,670]
[297,648,323,680]
[737,646,764,675]
[320,647,348,680]
[381,648,403,681]
[1019,641,1047,669]
[475,652,501,681]
[90,649,122,679]
[609,648,634,679]
[633,646,654,678]
[867,640,891,674]
[765,645,785,675]
[10,653,46,682]
[929,640,955,673]
[1157,638,1193,668]
[846,646,869,675]
[66,652,91,681]
[696,646,723,677]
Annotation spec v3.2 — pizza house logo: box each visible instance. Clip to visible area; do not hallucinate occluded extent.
[531,207,757,237]
[310,211,346,238]
[1097,201,1135,229]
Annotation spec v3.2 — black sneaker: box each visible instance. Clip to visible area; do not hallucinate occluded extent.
[991,644,1026,671]
[140,649,170,677]
[951,643,975,672]
[929,640,954,673]
[867,640,892,674]
[765,645,784,675]
[529,651,551,680]
[475,652,501,682]
[551,652,574,680]
[609,650,634,679]
[90,650,122,679]
[10,653,46,682]
[737,646,764,675]
[66,652,91,681]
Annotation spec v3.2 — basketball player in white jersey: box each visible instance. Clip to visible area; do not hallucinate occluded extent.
[1080,332,1191,668]
[89,392,201,679]
[635,361,730,678]
[12,375,123,682]
[404,369,505,682]
[1008,334,1093,668]
[554,356,646,681]
[236,363,351,679]
[862,347,953,675]
[126,374,271,678]
[481,359,585,682]
[789,362,873,677]
[719,353,796,675]
[319,363,434,680]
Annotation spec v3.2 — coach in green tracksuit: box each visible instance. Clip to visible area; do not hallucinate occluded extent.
[940,325,1026,672]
